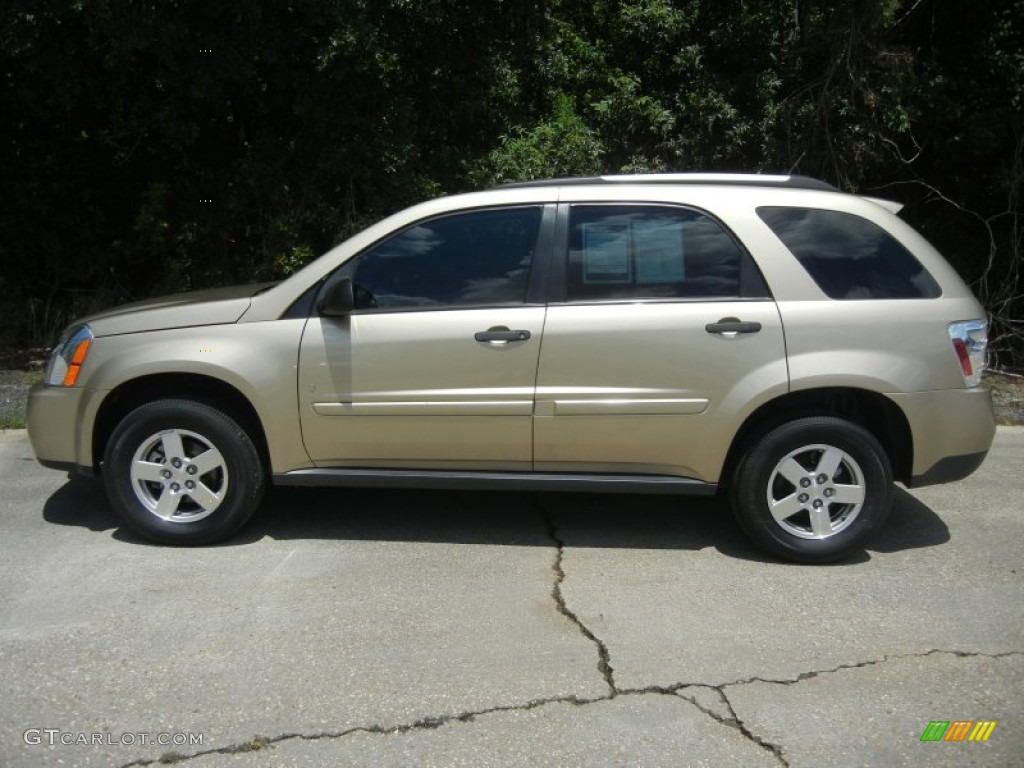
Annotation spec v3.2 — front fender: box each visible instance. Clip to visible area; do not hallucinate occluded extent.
[76,320,311,473]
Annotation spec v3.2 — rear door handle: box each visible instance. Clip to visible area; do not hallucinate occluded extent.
[705,320,762,335]
[475,329,531,343]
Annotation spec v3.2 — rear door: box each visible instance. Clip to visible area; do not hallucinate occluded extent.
[534,203,788,483]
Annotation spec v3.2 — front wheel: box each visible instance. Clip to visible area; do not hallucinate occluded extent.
[103,399,265,545]
[730,417,893,563]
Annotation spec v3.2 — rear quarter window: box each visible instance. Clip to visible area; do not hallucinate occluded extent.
[756,207,941,299]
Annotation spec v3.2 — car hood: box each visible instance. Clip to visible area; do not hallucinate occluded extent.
[81,282,278,338]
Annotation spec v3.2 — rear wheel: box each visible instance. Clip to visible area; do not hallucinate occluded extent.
[103,399,265,545]
[730,417,893,563]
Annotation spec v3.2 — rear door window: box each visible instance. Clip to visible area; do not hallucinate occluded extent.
[757,207,941,299]
[565,205,770,301]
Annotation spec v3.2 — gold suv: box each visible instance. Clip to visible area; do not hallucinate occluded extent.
[28,174,996,562]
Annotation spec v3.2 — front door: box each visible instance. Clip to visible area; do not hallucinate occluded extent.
[298,205,549,470]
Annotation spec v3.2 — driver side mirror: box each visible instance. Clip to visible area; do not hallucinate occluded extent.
[318,276,355,317]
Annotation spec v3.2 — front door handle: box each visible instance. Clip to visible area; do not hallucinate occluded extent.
[705,320,762,335]
[475,329,531,343]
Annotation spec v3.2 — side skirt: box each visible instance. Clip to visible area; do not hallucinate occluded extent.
[273,468,717,496]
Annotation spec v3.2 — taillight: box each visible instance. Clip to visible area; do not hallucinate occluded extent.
[947,320,987,387]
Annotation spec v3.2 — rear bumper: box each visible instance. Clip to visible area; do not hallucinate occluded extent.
[888,387,996,488]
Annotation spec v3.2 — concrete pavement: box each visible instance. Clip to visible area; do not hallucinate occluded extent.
[1,428,1021,767]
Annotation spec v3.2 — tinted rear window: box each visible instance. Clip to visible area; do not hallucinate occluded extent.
[757,207,941,299]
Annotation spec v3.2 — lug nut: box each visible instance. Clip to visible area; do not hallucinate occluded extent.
[800,478,811,488]
[816,473,828,484]
[186,465,198,475]
[161,469,172,479]
[798,493,809,503]
[170,482,181,492]
[824,488,835,498]
[812,499,824,509]
[185,480,195,490]
[171,458,183,469]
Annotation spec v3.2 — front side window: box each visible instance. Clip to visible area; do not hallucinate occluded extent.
[757,206,941,299]
[347,206,542,310]
[566,205,769,301]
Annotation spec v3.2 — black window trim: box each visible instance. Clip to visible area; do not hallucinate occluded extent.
[548,201,774,304]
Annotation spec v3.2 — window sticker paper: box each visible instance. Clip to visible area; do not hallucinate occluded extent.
[582,222,631,284]
[634,220,685,284]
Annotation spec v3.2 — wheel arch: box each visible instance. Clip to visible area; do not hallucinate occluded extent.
[722,387,914,487]
[92,373,271,475]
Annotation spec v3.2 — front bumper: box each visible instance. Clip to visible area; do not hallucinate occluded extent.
[887,387,996,488]
[26,382,105,475]
[909,450,989,487]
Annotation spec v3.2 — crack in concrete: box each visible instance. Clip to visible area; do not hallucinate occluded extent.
[114,604,1020,768]
[691,686,788,767]
[622,648,1023,768]
[118,694,609,767]
[119,647,1020,766]
[601,685,788,766]
[535,495,617,694]
[714,647,1024,690]
[531,496,790,765]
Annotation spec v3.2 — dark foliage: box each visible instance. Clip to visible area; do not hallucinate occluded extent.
[1,1,1020,366]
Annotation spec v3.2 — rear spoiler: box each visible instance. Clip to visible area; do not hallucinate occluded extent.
[861,196,904,214]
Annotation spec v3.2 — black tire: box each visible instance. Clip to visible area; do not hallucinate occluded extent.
[102,399,265,545]
[729,417,893,563]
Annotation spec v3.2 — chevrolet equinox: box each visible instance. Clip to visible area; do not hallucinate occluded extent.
[28,174,996,562]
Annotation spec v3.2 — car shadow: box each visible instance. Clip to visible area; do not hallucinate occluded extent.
[42,479,949,565]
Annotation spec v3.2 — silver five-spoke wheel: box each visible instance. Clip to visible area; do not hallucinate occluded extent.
[767,444,865,539]
[130,429,229,523]
[105,399,264,544]
[730,416,893,563]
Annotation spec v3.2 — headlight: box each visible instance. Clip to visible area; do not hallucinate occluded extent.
[45,325,94,387]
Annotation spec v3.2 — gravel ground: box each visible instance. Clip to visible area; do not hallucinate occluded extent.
[0,369,42,429]
[1,361,1021,430]
[0,348,44,428]
[987,370,1024,425]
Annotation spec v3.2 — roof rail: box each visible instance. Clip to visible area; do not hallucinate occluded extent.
[496,173,839,192]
